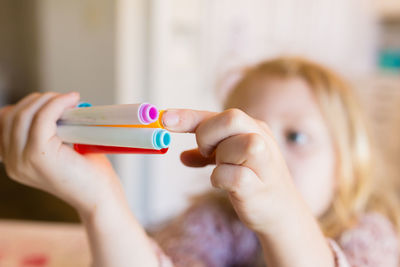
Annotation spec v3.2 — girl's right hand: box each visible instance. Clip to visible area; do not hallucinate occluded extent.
[0,92,161,267]
[0,92,126,216]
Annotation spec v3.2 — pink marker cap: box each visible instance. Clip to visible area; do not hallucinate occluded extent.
[139,103,159,124]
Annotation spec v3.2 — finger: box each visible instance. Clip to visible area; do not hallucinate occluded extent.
[162,109,216,133]
[215,133,276,179]
[0,105,14,161]
[9,93,49,155]
[180,148,215,167]
[1,106,17,161]
[28,92,80,147]
[211,164,262,196]
[215,133,294,195]
[3,93,49,155]
[195,109,264,156]
[3,93,59,164]
[255,119,273,135]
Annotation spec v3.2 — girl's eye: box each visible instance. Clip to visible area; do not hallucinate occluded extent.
[286,131,308,145]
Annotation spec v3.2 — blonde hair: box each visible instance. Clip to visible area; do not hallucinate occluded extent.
[223,57,400,238]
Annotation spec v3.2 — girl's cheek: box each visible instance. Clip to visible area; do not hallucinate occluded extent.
[282,144,322,181]
[286,142,317,159]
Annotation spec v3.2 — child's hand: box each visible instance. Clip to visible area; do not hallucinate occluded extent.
[162,108,304,233]
[0,92,124,216]
[0,92,161,267]
[163,109,335,267]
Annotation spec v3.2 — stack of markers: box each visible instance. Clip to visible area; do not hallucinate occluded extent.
[57,103,171,154]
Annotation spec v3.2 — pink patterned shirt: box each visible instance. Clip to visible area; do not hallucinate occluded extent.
[151,197,399,267]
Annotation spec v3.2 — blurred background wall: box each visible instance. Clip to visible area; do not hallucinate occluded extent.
[0,0,38,104]
[0,0,399,226]
[37,0,115,104]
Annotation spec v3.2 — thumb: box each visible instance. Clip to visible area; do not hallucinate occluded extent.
[180,148,215,167]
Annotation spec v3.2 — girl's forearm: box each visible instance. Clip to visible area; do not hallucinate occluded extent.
[256,197,334,267]
[79,188,159,267]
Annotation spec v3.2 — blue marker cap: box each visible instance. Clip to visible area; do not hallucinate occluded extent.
[152,129,171,149]
[77,102,92,108]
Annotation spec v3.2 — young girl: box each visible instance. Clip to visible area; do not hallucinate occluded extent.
[0,57,398,267]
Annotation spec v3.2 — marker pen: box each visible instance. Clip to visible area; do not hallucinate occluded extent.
[58,125,171,149]
[74,144,168,154]
[59,103,159,125]
[94,110,165,129]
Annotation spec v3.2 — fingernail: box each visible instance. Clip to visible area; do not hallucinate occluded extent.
[162,110,179,127]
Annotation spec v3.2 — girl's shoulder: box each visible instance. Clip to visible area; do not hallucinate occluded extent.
[337,212,399,267]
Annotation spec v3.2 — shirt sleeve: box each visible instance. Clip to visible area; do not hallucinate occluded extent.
[336,212,399,267]
[150,194,260,267]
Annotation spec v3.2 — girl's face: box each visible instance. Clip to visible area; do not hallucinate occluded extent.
[226,75,336,216]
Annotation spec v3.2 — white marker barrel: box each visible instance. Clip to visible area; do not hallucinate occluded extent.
[57,125,171,149]
[59,103,159,125]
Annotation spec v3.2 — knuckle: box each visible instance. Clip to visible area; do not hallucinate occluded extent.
[222,108,245,128]
[31,93,59,126]
[186,109,198,123]
[243,133,267,157]
[26,92,41,99]
[42,92,57,98]
[257,120,272,133]
[182,110,197,132]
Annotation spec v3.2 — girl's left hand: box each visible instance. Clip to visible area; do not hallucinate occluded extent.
[163,108,335,267]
